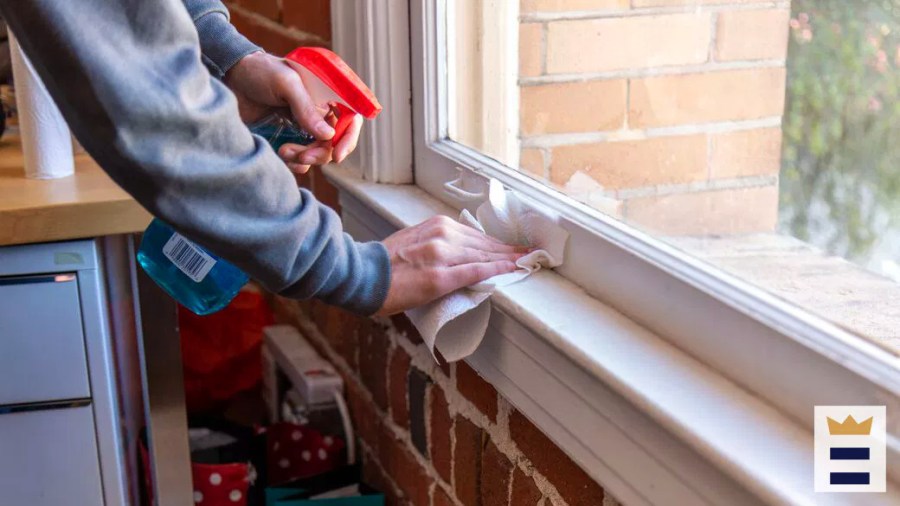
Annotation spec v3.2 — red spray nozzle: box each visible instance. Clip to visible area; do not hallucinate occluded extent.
[285,47,382,146]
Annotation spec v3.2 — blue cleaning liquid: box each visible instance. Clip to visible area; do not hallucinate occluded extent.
[137,111,314,315]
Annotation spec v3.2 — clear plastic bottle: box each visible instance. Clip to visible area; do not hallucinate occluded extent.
[247,111,316,150]
[137,111,313,315]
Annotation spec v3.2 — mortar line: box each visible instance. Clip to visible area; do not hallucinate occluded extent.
[520,116,783,148]
[518,59,785,85]
[520,1,790,22]
[540,21,548,76]
[708,10,719,62]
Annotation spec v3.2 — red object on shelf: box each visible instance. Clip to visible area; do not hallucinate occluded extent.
[140,440,251,506]
[179,288,274,412]
[191,462,251,506]
[262,422,346,486]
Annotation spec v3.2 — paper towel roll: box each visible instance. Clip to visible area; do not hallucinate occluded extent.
[9,32,74,179]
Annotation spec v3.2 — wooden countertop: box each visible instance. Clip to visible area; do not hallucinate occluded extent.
[0,136,151,246]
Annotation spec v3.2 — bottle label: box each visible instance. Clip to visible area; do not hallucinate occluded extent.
[162,233,217,283]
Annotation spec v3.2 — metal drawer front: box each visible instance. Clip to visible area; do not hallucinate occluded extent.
[0,274,91,404]
[0,404,104,505]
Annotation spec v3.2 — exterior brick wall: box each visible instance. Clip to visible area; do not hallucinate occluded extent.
[231,1,621,504]
[518,0,791,235]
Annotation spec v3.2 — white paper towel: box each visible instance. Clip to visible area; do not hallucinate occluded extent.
[9,33,74,179]
[406,180,569,362]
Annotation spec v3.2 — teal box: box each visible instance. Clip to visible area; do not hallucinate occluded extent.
[266,487,307,506]
[272,495,384,506]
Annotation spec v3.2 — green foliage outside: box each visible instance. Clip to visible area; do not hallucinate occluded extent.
[780,0,900,263]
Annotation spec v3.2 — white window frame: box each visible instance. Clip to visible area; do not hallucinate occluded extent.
[330,1,900,504]
[330,0,413,184]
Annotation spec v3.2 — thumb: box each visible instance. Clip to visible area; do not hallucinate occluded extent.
[281,60,335,141]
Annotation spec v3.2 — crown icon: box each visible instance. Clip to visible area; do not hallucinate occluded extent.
[827,415,873,436]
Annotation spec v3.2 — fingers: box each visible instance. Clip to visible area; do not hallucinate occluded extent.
[433,216,516,246]
[278,143,310,173]
[333,114,363,163]
[444,246,524,266]
[278,142,333,174]
[439,261,518,293]
[398,239,523,269]
[455,225,526,251]
[449,233,525,254]
[377,218,531,315]
[280,59,335,141]
[418,216,527,253]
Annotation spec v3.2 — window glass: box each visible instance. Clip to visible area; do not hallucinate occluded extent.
[448,0,900,353]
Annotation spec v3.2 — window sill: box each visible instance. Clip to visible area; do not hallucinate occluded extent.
[324,164,900,506]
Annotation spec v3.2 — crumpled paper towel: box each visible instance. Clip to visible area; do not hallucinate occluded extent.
[9,32,74,179]
[405,180,568,362]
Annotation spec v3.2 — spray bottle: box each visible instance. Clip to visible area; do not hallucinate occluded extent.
[137,47,382,315]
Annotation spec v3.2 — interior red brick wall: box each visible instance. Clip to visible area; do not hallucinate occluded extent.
[229,1,617,504]
[272,297,611,506]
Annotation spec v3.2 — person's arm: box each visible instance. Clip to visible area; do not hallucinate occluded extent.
[0,0,390,315]
[181,0,354,172]
[181,0,260,79]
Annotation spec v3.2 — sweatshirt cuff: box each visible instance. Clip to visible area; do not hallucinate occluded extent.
[341,240,392,316]
[193,10,262,78]
[278,237,392,317]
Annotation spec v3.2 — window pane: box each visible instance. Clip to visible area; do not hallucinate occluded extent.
[448,0,900,353]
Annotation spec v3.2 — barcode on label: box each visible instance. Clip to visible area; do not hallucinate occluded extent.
[162,233,216,283]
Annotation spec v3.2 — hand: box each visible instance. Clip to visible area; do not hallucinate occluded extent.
[224,51,363,173]
[375,216,528,316]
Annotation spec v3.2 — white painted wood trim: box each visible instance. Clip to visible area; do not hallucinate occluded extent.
[324,163,900,505]
[330,0,412,183]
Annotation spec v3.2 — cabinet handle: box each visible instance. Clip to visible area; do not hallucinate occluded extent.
[0,398,91,415]
[0,273,75,286]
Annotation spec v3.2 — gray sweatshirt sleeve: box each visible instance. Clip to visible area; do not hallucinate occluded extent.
[182,0,261,78]
[0,0,391,315]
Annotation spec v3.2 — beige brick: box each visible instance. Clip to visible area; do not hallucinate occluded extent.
[546,14,710,74]
[710,128,782,179]
[716,9,790,61]
[624,186,778,235]
[629,68,786,128]
[633,0,759,6]
[521,0,629,12]
[521,79,627,135]
[551,135,707,189]
[520,148,546,178]
[520,23,543,78]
